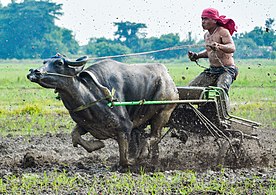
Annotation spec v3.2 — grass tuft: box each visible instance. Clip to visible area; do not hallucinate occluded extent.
[14,103,43,115]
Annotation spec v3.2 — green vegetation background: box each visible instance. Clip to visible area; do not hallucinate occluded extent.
[1,1,276,60]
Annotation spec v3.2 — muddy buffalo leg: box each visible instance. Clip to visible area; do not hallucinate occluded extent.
[129,128,142,159]
[139,104,176,161]
[117,131,135,167]
[71,125,105,152]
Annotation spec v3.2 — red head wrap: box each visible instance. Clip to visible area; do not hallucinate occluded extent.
[201,8,237,35]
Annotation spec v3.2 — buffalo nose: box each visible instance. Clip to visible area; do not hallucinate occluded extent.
[29,69,41,74]
[34,69,41,74]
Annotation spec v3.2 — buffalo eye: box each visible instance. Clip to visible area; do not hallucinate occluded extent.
[56,60,63,66]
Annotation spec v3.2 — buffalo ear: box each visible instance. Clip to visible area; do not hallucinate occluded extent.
[65,56,88,67]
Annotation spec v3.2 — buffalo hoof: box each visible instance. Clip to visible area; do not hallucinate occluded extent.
[128,158,136,166]
[112,164,133,173]
[138,148,149,161]
[119,158,136,168]
[85,140,105,153]
[137,139,151,160]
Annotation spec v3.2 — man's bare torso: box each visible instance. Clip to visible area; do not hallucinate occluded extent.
[205,26,235,67]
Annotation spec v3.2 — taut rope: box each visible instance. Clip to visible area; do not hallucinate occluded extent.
[86,44,205,61]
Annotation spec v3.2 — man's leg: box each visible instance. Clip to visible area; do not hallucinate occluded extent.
[217,66,238,94]
[216,72,233,95]
[188,71,217,87]
[217,72,233,112]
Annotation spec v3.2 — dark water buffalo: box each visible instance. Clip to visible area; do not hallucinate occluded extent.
[27,54,179,166]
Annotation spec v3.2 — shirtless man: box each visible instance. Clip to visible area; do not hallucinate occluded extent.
[188,8,238,95]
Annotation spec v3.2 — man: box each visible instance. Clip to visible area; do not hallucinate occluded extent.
[188,8,238,95]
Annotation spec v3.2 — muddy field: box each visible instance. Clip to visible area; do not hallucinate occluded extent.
[0,124,275,189]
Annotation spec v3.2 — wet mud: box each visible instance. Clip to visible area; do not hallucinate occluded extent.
[0,126,275,176]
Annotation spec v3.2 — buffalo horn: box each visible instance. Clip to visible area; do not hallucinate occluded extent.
[65,56,89,67]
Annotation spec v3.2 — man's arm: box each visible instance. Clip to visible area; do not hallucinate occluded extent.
[188,50,208,61]
[197,50,208,58]
[209,29,236,53]
[217,42,235,53]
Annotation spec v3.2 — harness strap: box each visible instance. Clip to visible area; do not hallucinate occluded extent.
[41,71,76,78]
[70,97,109,112]
[70,88,116,112]
[40,70,116,112]
[81,70,114,102]
[70,71,116,112]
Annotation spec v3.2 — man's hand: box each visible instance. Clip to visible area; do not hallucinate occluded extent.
[188,51,199,61]
[206,42,220,51]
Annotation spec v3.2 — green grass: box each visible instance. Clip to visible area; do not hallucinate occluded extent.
[0,169,275,194]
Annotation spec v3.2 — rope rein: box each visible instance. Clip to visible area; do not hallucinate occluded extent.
[86,43,205,61]
[211,49,225,68]
[194,60,209,69]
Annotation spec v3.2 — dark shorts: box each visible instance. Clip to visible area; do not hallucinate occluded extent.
[188,65,239,94]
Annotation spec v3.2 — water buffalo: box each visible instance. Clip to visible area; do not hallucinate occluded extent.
[27,54,179,167]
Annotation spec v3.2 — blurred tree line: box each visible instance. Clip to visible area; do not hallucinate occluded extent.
[0,0,78,59]
[0,0,275,60]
